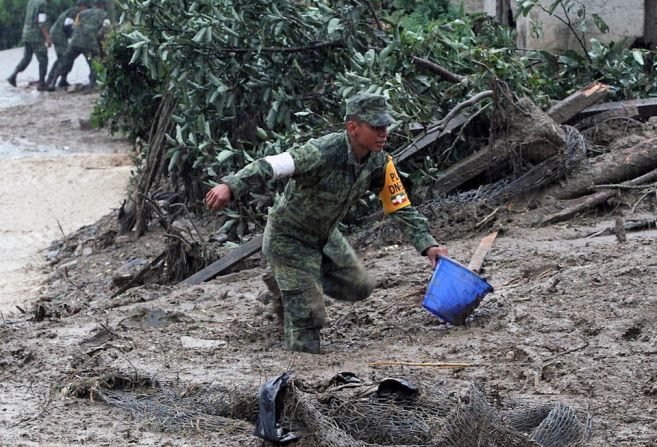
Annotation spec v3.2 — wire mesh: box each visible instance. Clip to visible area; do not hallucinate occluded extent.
[74,371,591,447]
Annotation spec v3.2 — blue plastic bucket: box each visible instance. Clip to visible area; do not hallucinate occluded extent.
[422,257,494,325]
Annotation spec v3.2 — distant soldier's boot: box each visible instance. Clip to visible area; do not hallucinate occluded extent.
[7,72,17,87]
[262,272,284,322]
[37,63,48,89]
[58,77,70,88]
[37,82,54,91]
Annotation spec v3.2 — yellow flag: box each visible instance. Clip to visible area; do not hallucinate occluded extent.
[379,155,411,215]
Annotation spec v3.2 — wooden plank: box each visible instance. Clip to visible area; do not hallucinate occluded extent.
[181,235,264,285]
[467,231,498,273]
[547,82,610,123]
[575,97,657,120]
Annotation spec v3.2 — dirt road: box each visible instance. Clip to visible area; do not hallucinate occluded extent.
[0,46,131,316]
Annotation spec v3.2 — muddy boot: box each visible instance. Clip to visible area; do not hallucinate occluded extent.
[7,73,17,87]
[58,78,70,88]
[284,328,321,354]
[262,272,284,322]
[36,82,54,92]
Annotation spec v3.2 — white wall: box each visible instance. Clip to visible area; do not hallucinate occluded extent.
[452,0,645,52]
[514,0,644,52]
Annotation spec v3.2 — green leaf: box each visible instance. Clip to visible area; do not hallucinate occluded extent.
[168,150,180,172]
[632,49,645,66]
[256,127,268,139]
[327,17,342,35]
[216,149,234,164]
[592,14,609,33]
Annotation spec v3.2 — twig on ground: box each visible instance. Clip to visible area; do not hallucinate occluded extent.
[67,279,92,299]
[367,361,473,368]
[96,320,120,339]
[631,191,655,214]
[56,219,67,239]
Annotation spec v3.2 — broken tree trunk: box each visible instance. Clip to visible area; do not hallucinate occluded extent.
[543,138,657,200]
[432,96,566,195]
[431,83,609,196]
[392,90,493,163]
[134,92,176,236]
[536,167,657,226]
[547,83,610,124]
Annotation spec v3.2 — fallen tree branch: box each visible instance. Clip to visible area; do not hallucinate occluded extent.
[364,0,383,30]
[590,183,657,190]
[544,138,657,200]
[110,250,167,298]
[547,82,610,123]
[411,56,466,83]
[425,90,493,134]
[537,167,657,226]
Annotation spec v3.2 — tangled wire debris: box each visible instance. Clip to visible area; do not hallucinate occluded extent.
[65,370,591,446]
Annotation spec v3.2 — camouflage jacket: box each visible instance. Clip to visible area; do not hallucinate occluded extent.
[69,8,108,51]
[222,131,438,254]
[21,0,49,43]
[50,6,80,46]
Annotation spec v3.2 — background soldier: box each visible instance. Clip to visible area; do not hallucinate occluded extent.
[46,0,91,89]
[206,93,448,354]
[7,0,52,90]
[46,0,110,91]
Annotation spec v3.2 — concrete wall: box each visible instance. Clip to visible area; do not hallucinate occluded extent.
[514,0,644,52]
[453,0,495,15]
[452,0,645,52]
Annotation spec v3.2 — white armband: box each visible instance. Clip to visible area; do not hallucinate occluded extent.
[37,13,47,23]
[64,17,74,26]
[263,153,295,179]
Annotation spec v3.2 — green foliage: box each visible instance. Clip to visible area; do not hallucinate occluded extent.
[94,0,657,237]
[91,28,161,142]
[385,0,453,31]
[0,0,72,50]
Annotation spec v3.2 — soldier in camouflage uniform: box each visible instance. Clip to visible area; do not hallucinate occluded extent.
[46,0,91,88]
[206,93,448,354]
[46,0,110,91]
[7,0,52,90]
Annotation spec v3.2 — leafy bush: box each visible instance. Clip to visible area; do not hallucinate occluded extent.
[94,0,657,237]
[91,28,161,143]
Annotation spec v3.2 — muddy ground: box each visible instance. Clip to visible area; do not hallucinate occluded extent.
[1,65,657,446]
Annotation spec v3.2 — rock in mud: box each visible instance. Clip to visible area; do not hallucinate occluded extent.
[112,258,149,287]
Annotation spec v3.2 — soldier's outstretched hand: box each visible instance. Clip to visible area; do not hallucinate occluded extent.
[205,184,233,211]
[426,246,449,270]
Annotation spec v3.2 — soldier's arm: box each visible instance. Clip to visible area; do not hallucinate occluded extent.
[371,155,446,261]
[37,6,51,45]
[207,141,324,211]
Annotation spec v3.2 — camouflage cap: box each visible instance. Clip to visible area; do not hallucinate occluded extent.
[345,92,395,127]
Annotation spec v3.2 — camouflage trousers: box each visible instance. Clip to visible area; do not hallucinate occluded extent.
[12,41,48,83]
[46,40,84,86]
[47,45,99,88]
[263,223,376,354]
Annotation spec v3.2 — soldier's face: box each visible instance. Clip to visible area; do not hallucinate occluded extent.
[348,121,388,152]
